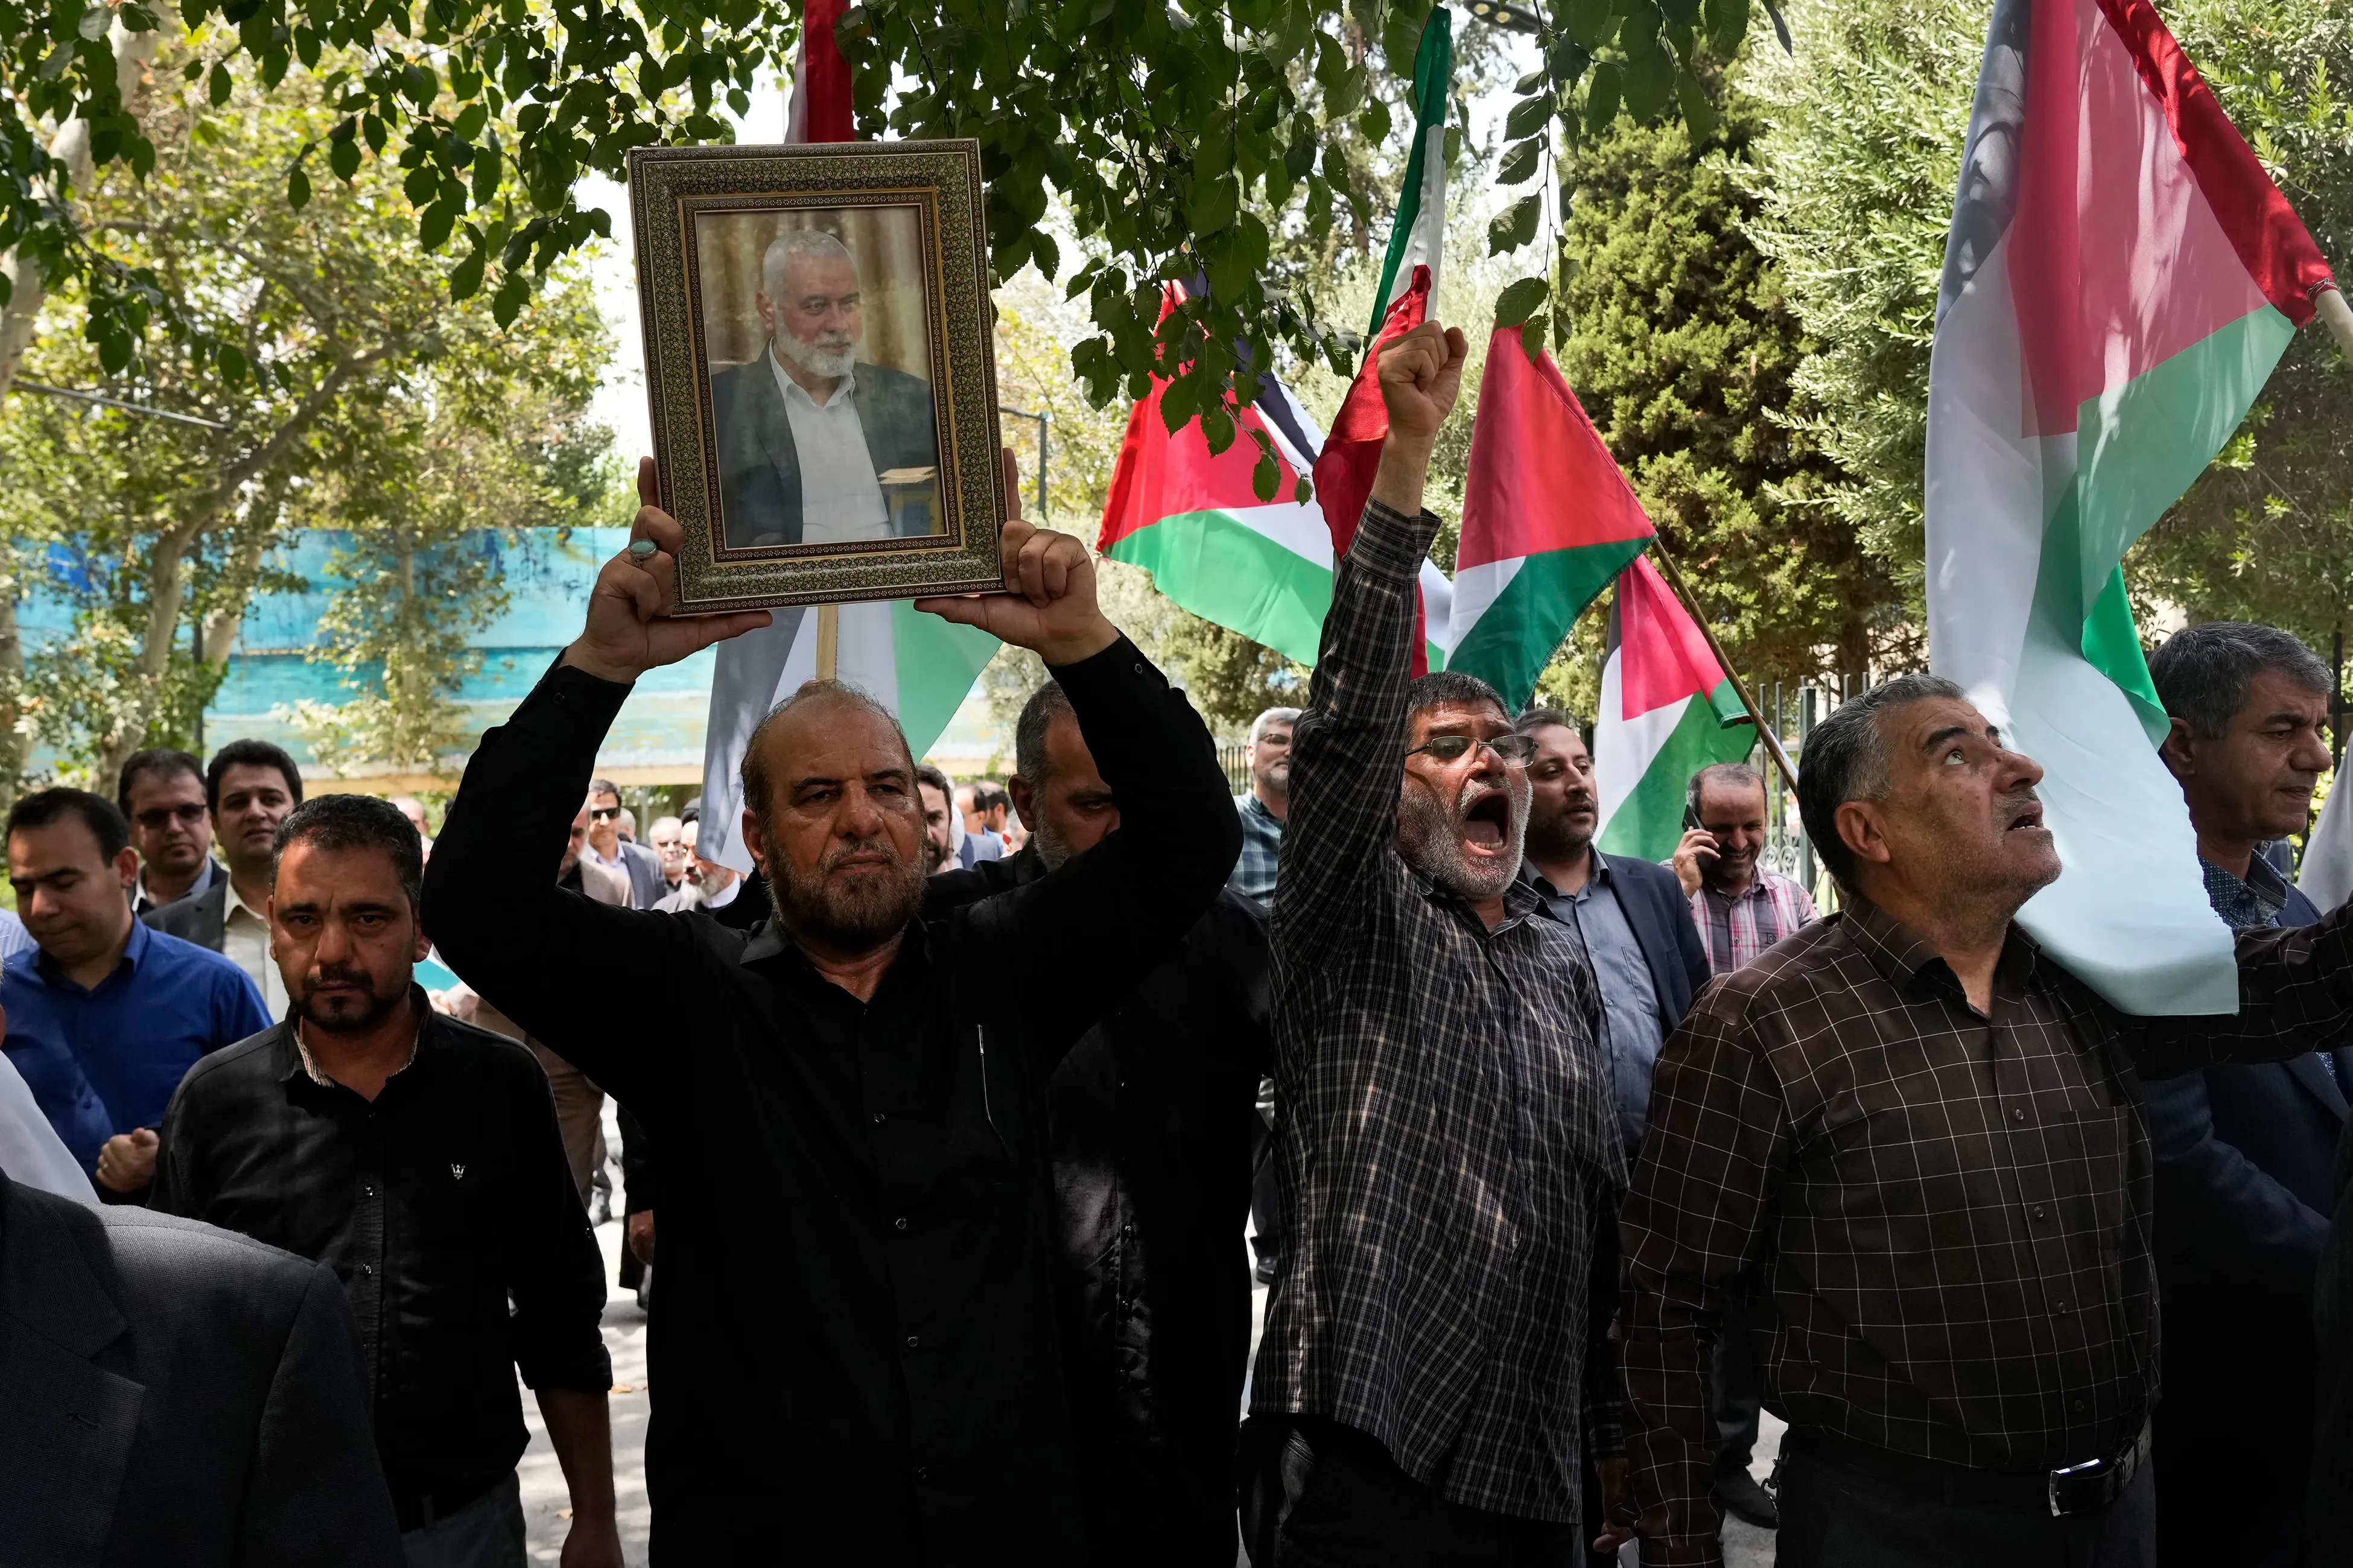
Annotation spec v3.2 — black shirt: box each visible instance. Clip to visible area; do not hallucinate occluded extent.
[148,1005,611,1503]
[418,642,1240,1564]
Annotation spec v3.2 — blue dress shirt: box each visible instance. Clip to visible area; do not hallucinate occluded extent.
[1,918,268,1172]
[1530,851,1668,1153]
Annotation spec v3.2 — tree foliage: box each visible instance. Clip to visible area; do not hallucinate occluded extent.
[0,52,616,793]
[6,0,1768,483]
[1557,69,1902,687]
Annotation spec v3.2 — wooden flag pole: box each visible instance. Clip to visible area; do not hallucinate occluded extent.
[1646,539,1802,796]
[2317,284,2353,361]
[815,603,840,682]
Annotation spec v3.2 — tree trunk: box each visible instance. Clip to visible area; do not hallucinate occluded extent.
[0,12,170,401]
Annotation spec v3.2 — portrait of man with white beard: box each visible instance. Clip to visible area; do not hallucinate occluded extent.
[705,224,944,551]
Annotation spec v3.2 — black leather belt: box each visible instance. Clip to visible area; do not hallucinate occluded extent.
[391,1473,500,1534]
[1786,1421,2151,1519]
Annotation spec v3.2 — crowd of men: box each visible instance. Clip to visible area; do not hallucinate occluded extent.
[1,321,2352,1568]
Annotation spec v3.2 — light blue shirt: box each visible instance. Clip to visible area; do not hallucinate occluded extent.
[1530,851,1666,1153]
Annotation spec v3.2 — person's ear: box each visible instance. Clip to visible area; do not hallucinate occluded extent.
[2158,716,2197,782]
[1008,776,1038,832]
[739,808,770,876]
[1835,799,1894,872]
[112,845,140,888]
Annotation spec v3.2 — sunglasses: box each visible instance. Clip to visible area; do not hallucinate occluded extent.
[135,803,208,830]
[589,806,622,822]
[1405,733,1539,767]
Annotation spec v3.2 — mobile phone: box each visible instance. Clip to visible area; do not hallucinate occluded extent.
[1684,802,1703,833]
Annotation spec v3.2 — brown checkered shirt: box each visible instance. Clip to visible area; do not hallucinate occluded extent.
[1621,894,2353,1564]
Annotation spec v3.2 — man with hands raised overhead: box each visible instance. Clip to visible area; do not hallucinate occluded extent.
[422,460,1240,1563]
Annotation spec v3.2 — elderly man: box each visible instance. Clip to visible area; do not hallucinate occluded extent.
[710,229,941,549]
[1228,706,1298,908]
[653,819,743,914]
[1621,673,2353,1568]
[647,814,689,892]
[422,460,1237,1560]
[926,679,1269,1564]
[2140,622,2346,1568]
[1669,763,1817,976]
[1243,323,1629,1565]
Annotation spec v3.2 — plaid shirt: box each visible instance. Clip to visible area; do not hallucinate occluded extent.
[1253,495,1624,1523]
[1688,866,1817,976]
[1228,792,1284,907]
[1621,894,2353,1564]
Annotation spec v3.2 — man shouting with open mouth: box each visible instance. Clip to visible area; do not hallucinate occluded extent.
[1240,319,1635,1566]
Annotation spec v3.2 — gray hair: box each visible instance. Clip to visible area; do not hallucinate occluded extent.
[740,679,911,824]
[1015,681,1076,790]
[1795,673,1966,891]
[761,229,858,302]
[1250,706,1301,746]
[2148,621,2331,741]
[1405,669,1506,723]
[1688,763,1766,817]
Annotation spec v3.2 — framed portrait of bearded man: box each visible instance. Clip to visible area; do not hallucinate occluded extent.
[628,139,1008,612]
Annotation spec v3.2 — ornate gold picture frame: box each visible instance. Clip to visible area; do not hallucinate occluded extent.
[628,139,1006,614]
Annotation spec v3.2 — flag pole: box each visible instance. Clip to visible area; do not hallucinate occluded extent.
[2317,284,2353,361]
[1646,540,1801,795]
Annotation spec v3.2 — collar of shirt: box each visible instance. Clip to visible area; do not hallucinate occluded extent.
[287,998,425,1088]
[224,877,268,928]
[1839,894,2042,1008]
[585,843,624,868]
[703,875,743,910]
[1238,791,1283,828]
[2201,852,2289,929]
[33,913,151,992]
[1526,848,1612,909]
[1706,868,1778,906]
[770,343,857,409]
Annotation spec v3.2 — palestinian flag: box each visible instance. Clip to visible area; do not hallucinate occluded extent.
[1593,555,1757,862]
[1445,326,1654,711]
[1099,291,1453,672]
[693,0,997,874]
[1367,7,1451,335]
[1925,0,2334,1012]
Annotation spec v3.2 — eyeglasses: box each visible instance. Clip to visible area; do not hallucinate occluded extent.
[135,804,208,830]
[1405,733,1539,767]
[589,806,622,822]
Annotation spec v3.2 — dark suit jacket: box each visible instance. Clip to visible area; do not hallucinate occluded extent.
[710,354,939,548]
[2314,1103,2353,1563]
[2150,883,2349,1560]
[141,875,227,951]
[611,841,668,910]
[0,1170,401,1566]
[1603,851,1711,1034]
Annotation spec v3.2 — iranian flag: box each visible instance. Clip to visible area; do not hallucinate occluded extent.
[1445,326,1654,711]
[1593,555,1756,861]
[694,0,999,874]
[1926,0,2334,1012]
[1098,289,1454,672]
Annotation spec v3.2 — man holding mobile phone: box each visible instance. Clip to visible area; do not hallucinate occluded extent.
[1672,763,1818,977]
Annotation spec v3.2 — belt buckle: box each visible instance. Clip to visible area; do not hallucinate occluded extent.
[2047,1456,2109,1517]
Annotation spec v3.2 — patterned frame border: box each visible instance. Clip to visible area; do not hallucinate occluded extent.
[627,140,1005,614]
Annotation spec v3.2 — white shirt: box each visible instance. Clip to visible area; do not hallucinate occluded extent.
[703,875,742,910]
[769,346,892,544]
[220,880,288,1018]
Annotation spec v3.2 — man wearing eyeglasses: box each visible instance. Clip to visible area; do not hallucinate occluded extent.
[583,779,667,908]
[117,748,223,916]
[1242,322,1634,1565]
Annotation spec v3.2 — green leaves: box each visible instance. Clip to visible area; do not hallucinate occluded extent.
[287,164,311,209]
[1488,192,1541,255]
[1494,275,1550,328]
[1498,136,1542,186]
[209,61,233,106]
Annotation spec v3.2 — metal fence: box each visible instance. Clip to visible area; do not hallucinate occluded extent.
[1218,742,1251,797]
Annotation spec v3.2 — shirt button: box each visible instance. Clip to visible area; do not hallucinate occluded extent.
[906,1335,919,1349]
[356,1264,373,1277]
[894,1216,909,1231]
[915,1465,932,1483]
[2012,1106,2027,1122]
[2053,1299,2068,1312]
[362,1184,376,1198]
[2073,1399,2086,1414]
[872,1112,886,1124]
[2033,1206,2048,1220]
[1121,1223,1135,1239]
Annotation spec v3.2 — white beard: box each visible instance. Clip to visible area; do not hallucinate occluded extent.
[775,332,857,381]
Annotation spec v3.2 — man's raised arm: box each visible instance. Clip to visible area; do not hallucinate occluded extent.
[1274,322,1469,960]
[422,460,772,1101]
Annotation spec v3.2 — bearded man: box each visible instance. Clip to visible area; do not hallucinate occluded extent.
[1240,322,1634,1566]
[421,459,1240,1562]
[709,228,942,549]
